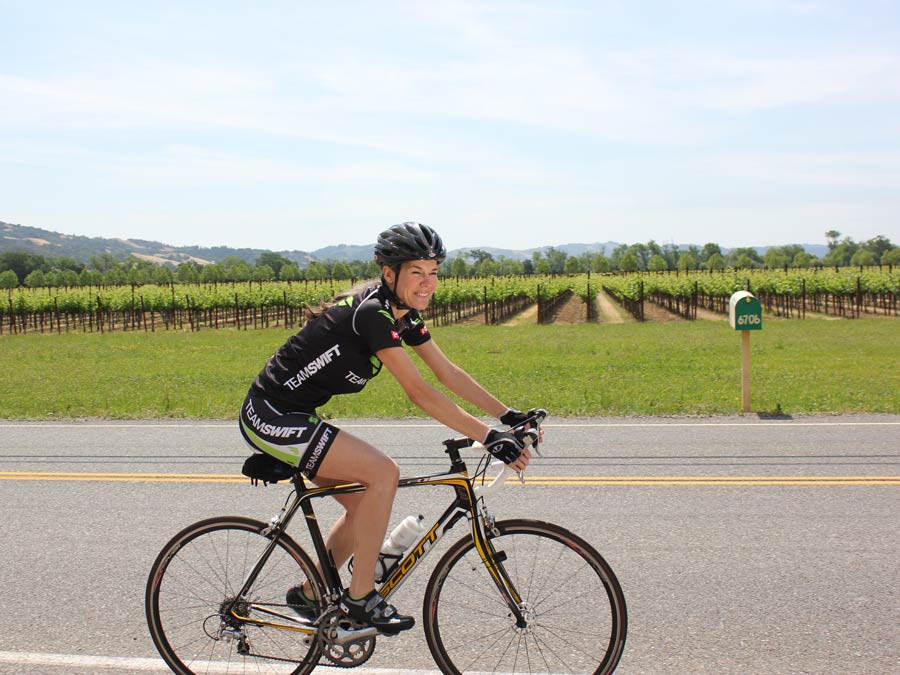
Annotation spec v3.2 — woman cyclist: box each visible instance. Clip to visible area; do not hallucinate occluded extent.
[239,221,538,634]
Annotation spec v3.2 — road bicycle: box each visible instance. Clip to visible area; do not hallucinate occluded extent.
[145,411,627,675]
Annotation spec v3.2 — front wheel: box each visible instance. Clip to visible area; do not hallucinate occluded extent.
[145,516,325,675]
[423,519,627,675]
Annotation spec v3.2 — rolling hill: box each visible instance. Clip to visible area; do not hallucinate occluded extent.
[1,220,829,266]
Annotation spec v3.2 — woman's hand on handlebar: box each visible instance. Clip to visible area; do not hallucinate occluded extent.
[483,429,525,464]
[483,426,540,472]
[509,444,531,473]
[476,408,546,474]
[499,407,547,445]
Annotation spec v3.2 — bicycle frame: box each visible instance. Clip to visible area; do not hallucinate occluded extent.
[225,440,528,634]
[147,408,630,675]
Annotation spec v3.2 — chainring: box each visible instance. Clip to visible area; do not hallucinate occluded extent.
[317,607,377,668]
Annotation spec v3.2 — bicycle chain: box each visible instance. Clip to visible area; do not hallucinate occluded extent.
[235,636,375,669]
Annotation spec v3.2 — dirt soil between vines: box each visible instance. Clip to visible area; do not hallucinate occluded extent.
[462,289,878,326]
[501,290,724,325]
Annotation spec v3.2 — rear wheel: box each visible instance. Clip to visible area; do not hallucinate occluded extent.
[423,519,627,675]
[146,516,325,675]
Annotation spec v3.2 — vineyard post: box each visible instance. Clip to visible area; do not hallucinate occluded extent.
[801,278,806,319]
[692,281,698,320]
[537,284,543,324]
[586,279,592,321]
[186,296,194,332]
[638,281,644,322]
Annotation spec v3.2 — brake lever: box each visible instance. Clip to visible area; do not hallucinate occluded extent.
[520,427,542,457]
[512,410,547,458]
[516,429,541,482]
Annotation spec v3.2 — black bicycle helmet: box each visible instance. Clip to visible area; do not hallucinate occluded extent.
[374,222,446,266]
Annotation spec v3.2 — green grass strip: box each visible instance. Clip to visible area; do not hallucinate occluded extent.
[1,320,897,418]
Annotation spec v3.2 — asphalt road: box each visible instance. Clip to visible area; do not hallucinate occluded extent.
[1,415,899,675]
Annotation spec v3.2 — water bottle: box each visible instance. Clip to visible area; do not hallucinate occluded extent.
[350,515,426,582]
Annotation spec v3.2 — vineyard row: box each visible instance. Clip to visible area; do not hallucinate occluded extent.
[603,268,899,320]
[0,277,576,335]
[2,267,898,335]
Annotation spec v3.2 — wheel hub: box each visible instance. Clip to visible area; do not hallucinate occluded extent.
[218,597,251,627]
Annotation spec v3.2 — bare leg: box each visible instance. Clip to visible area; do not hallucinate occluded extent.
[318,510,356,569]
[310,430,399,598]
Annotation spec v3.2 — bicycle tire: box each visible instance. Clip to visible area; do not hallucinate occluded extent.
[146,516,325,675]
[423,519,627,675]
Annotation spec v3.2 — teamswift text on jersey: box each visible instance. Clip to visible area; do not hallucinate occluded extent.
[243,399,304,440]
[284,344,342,391]
[345,370,369,385]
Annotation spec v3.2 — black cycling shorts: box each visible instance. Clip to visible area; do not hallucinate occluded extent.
[239,395,338,479]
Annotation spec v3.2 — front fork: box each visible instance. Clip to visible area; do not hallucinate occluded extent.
[472,503,529,628]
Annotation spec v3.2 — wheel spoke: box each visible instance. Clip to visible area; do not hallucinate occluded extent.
[146,517,323,675]
[424,520,626,675]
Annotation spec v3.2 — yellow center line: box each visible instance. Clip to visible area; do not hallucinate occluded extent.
[0,472,898,486]
[0,472,246,483]
[517,477,900,486]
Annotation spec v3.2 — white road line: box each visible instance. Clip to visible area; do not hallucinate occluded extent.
[0,421,898,429]
[545,421,900,427]
[0,652,168,672]
[0,650,440,674]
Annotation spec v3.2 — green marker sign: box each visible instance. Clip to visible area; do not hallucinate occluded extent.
[729,291,763,331]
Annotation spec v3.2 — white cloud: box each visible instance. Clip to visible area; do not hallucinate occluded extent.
[702,150,900,189]
[2,1,899,250]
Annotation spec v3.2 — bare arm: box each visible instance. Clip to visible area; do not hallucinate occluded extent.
[376,345,493,442]
[411,339,508,418]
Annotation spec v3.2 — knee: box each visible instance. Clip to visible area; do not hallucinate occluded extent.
[385,458,400,486]
[366,456,400,494]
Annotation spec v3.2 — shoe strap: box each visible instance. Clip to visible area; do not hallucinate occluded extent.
[353,591,398,620]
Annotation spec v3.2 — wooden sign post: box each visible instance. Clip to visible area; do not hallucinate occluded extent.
[729,291,763,413]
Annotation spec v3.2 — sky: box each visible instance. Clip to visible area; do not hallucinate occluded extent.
[2,1,899,253]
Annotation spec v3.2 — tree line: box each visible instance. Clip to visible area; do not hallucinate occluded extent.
[1,232,896,289]
[0,251,383,289]
[453,233,898,276]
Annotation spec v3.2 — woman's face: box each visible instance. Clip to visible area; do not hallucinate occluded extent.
[384,260,439,312]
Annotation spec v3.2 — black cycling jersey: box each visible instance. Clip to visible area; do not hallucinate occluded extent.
[248,282,432,411]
